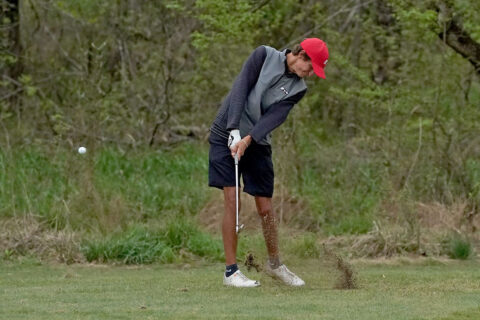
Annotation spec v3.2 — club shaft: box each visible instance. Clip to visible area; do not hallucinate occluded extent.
[235,154,239,233]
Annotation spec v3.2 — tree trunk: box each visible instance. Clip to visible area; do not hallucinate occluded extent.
[2,0,23,80]
[1,0,23,110]
[372,0,396,85]
[437,2,480,75]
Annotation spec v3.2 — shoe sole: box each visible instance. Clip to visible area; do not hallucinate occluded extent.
[223,282,261,288]
[265,269,305,286]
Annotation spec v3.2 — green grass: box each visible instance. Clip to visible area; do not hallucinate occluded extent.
[0,143,210,231]
[290,145,386,235]
[1,259,479,319]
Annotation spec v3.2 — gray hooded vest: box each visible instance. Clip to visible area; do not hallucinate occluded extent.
[239,46,307,145]
[212,46,307,146]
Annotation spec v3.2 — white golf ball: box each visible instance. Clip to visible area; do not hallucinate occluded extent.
[78,147,87,154]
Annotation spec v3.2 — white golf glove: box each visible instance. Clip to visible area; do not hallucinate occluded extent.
[228,129,241,149]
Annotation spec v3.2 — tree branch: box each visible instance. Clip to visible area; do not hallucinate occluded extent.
[437,3,480,75]
[283,0,375,49]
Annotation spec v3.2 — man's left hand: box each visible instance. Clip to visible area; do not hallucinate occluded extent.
[230,135,252,160]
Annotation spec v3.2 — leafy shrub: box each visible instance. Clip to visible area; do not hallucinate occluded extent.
[82,219,222,264]
[446,236,473,260]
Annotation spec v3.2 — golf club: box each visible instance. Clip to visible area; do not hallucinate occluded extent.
[235,153,244,234]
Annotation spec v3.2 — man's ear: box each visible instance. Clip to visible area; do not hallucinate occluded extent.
[300,50,309,61]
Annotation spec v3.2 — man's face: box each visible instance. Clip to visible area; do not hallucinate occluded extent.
[292,54,315,78]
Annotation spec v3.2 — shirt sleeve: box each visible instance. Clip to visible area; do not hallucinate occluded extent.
[226,46,267,131]
[249,89,307,143]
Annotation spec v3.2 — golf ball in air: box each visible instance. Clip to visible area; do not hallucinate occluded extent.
[78,147,87,154]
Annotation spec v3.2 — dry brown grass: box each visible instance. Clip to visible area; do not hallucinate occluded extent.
[352,221,423,257]
[322,222,451,259]
[338,199,480,259]
[2,200,477,264]
[416,201,480,233]
[0,215,84,264]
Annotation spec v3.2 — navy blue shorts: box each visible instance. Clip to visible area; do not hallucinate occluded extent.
[208,132,274,198]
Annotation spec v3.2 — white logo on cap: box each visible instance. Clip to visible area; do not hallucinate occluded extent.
[324,59,328,65]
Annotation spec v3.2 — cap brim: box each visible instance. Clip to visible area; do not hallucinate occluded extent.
[312,62,326,79]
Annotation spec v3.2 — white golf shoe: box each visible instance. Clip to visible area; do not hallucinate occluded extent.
[265,264,305,286]
[223,270,260,287]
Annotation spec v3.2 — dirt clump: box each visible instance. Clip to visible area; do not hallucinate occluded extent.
[323,244,358,289]
[244,252,262,272]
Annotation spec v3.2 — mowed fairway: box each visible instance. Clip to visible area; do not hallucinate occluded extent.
[1,259,480,320]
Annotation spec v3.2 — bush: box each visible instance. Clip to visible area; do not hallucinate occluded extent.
[82,227,176,264]
[446,235,473,260]
[82,219,223,264]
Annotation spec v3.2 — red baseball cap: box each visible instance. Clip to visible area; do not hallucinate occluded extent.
[300,38,329,79]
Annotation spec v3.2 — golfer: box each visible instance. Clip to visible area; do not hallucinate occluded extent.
[208,38,329,287]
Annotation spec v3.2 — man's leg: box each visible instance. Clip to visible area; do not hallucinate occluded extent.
[254,196,280,268]
[209,133,259,287]
[221,187,260,287]
[256,196,305,286]
[223,186,239,265]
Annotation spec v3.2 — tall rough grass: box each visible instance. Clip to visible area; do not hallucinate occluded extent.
[0,142,226,263]
[0,143,210,233]
[1,134,479,263]
[274,123,387,235]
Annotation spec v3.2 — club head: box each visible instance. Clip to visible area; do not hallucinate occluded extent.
[236,224,245,234]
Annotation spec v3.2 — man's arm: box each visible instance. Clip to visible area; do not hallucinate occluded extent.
[226,46,267,131]
[248,89,307,143]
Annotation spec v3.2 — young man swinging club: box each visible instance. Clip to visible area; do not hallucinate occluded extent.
[208,38,329,287]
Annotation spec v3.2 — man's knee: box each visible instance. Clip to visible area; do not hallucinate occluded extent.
[257,207,271,218]
[255,197,273,218]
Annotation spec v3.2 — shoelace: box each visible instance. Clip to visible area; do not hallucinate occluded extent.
[279,266,299,281]
[236,271,251,282]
